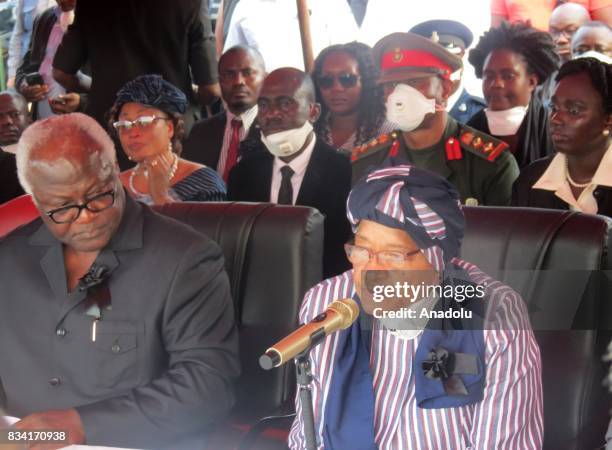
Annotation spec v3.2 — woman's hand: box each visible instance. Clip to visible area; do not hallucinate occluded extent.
[143,152,178,204]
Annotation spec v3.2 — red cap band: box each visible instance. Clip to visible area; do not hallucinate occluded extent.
[381,49,452,78]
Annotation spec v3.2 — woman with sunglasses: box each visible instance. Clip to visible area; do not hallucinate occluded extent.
[109,75,226,205]
[313,42,394,153]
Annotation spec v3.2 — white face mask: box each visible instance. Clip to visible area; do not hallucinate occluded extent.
[260,121,313,158]
[385,84,437,132]
[574,50,612,65]
[484,105,528,136]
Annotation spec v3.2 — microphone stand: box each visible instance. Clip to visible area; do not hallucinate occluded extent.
[295,349,317,450]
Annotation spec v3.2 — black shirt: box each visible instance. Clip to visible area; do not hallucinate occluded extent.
[0,149,24,205]
[53,0,217,127]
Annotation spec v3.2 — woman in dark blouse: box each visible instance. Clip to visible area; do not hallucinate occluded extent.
[512,58,612,216]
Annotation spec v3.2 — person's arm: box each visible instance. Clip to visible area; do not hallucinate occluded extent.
[189,0,220,107]
[215,0,225,58]
[490,0,508,27]
[52,3,89,92]
[483,150,520,206]
[469,287,544,449]
[70,239,239,448]
[15,11,50,102]
[7,0,26,84]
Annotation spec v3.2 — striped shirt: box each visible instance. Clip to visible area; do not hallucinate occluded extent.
[288,260,543,450]
[216,106,259,176]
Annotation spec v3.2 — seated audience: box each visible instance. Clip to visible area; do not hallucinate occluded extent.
[513,58,611,216]
[228,67,352,278]
[288,164,543,449]
[467,21,559,168]
[183,45,266,180]
[0,91,28,204]
[16,0,86,120]
[312,41,393,152]
[572,21,612,59]
[109,75,226,205]
[352,32,519,206]
[1,113,239,449]
[410,19,487,124]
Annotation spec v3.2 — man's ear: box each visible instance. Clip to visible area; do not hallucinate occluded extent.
[309,102,321,123]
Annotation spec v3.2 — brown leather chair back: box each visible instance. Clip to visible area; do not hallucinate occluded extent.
[154,202,324,423]
[462,206,612,450]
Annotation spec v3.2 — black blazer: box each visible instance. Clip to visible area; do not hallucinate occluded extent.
[228,137,353,278]
[512,155,612,218]
[182,112,263,169]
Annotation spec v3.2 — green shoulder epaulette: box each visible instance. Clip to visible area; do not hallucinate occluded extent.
[458,124,509,162]
[350,131,399,162]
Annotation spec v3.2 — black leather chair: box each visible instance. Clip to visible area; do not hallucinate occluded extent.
[462,206,612,450]
[154,202,324,450]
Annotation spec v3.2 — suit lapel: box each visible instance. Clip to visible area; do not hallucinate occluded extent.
[297,140,326,206]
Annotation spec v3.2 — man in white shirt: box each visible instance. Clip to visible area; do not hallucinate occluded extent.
[227,67,352,278]
[223,0,358,71]
[183,45,265,180]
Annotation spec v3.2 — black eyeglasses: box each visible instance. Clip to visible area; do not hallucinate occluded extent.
[44,188,116,224]
[317,73,360,90]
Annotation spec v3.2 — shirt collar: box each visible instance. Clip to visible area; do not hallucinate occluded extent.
[532,142,612,211]
[272,133,317,178]
[226,104,258,131]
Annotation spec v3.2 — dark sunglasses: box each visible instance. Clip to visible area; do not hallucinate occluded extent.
[317,73,360,90]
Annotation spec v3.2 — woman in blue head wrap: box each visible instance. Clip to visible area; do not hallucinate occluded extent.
[109,74,226,205]
[288,164,543,450]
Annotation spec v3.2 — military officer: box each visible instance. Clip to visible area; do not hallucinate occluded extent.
[410,19,486,124]
[352,32,519,206]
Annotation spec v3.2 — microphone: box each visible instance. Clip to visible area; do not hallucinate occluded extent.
[259,298,359,370]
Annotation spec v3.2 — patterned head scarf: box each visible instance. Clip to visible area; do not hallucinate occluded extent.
[347,164,464,271]
[114,74,187,115]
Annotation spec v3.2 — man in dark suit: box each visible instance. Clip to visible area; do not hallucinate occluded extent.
[228,68,352,278]
[0,113,239,449]
[183,45,265,181]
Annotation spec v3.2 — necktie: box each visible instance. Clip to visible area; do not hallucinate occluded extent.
[277,165,294,205]
[223,118,243,182]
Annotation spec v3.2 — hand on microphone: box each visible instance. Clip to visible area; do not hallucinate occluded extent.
[259,298,359,370]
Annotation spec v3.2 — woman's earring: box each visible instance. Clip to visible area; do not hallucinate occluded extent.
[168,141,173,153]
[603,129,610,137]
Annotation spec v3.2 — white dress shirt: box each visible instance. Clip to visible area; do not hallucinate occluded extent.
[217,105,258,175]
[269,133,316,204]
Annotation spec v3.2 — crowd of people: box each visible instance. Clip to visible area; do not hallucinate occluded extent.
[0,0,611,449]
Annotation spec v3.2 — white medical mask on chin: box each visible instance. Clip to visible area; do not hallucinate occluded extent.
[260,121,313,158]
[385,84,438,132]
[484,105,528,136]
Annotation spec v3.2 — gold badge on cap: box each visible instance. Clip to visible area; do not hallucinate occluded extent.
[392,47,403,63]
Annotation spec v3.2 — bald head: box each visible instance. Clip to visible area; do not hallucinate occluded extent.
[257,67,320,136]
[16,113,117,195]
[572,21,612,58]
[549,3,591,62]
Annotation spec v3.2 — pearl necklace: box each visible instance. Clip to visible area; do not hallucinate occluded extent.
[565,157,591,189]
[129,153,179,195]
